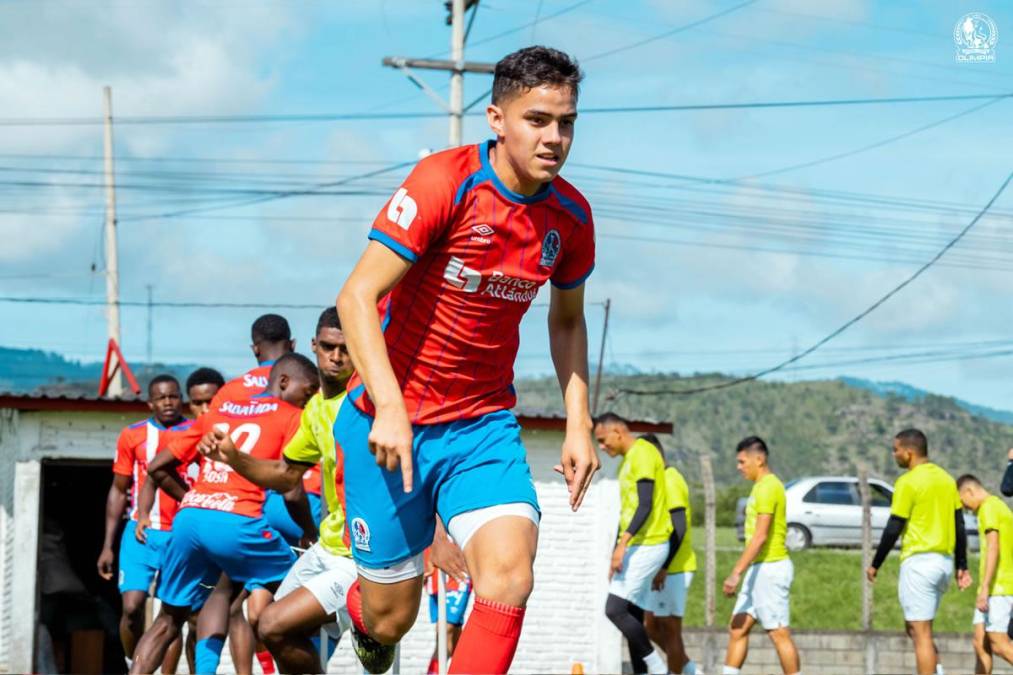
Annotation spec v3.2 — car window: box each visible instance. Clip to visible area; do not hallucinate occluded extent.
[802,481,859,505]
[869,484,892,508]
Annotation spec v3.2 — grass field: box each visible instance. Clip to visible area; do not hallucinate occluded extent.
[681,529,978,633]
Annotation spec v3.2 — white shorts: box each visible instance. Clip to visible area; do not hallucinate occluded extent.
[899,553,952,622]
[732,559,793,629]
[973,595,1013,633]
[608,543,669,608]
[646,571,694,617]
[275,542,357,639]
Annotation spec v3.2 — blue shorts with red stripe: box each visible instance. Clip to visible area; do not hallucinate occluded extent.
[336,401,540,570]
[155,508,295,610]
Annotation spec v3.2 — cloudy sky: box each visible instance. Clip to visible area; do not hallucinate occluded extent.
[1,0,1012,409]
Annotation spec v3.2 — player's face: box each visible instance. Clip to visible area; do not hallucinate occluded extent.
[593,423,620,456]
[891,440,911,468]
[187,383,219,417]
[489,84,577,192]
[279,373,320,409]
[312,327,353,384]
[958,486,976,512]
[148,381,183,425]
[736,451,761,481]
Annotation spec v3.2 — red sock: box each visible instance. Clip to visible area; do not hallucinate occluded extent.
[256,650,276,674]
[346,579,368,635]
[447,597,525,674]
[427,655,440,674]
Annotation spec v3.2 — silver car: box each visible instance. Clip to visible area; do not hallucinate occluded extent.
[736,476,979,552]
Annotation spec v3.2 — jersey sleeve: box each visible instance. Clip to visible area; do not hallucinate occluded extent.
[891,476,914,519]
[551,211,595,290]
[283,409,320,465]
[168,415,205,464]
[112,429,134,476]
[753,480,779,516]
[980,499,998,533]
[368,158,458,263]
[666,471,689,510]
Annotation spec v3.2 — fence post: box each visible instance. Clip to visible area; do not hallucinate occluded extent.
[700,453,717,670]
[858,466,876,672]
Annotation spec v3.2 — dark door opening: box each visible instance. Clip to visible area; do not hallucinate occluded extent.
[39,459,127,674]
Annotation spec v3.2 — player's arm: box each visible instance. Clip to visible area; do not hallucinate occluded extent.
[336,242,415,490]
[282,481,318,547]
[955,508,971,590]
[133,478,156,544]
[723,512,771,595]
[148,449,189,502]
[653,508,688,591]
[611,479,656,576]
[98,473,131,580]
[867,515,906,582]
[1002,448,1013,496]
[197,429,307,491]
[978,529,999,610]
[548,282,600,511]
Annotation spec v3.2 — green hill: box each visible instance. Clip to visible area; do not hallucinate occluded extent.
[516,374,1013,488]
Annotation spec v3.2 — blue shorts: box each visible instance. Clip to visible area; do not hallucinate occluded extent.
[156,508,295,610]
[118,520,171,594]
[336,403,539,569]
[263,491,323,546]
[429,582,473,626]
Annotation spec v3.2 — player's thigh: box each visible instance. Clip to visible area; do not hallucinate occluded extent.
[156,510,219,611]
[336,400,438,569]
[201,512,296,593]
[260,587,333,640]
[462,515,537,599]
[359,574,424,623]
[118,522,160,594]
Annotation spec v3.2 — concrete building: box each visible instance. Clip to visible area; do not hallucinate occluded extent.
[0,393,670,674]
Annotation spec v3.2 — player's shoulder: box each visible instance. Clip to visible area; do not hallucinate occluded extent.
[549,174,592,226]
[120,418,149,440]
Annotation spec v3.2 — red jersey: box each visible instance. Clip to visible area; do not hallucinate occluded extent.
[112,417,194,530]
[347,140,595,425]
[168,394,301,518]
[213,363,272,405]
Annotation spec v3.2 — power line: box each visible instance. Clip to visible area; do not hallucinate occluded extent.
[613,168,1013,397]
[0,296,607,310]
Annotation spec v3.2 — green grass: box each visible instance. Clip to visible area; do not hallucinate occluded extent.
[682,529,977,632]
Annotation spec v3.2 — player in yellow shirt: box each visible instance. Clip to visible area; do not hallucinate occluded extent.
[958,474,1013,673]
[867,429,971,675]
[595,414,672,675]
[642,433,699,675]
[722,436,799,675]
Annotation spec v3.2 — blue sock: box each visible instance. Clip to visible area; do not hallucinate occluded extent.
[195,636,225,674]
[309,634,339,662]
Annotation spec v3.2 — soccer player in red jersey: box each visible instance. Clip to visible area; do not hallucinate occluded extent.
[336,46,599,673]
[214,313,294,404]
[128,354,319,674]
[97,374,190,671]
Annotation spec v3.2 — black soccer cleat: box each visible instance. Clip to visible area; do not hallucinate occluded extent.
[349,624,397,674]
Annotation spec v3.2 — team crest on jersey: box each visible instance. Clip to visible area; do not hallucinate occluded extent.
[351,517,371,552]
[539,229,561,267]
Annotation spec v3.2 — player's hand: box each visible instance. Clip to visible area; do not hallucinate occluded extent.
[958,569,973,591]
[134,516,150,544]
[866,566,878,584]
[199,428,237,464]
[555,429,600,512]
[430,531,469,583]
[609,543,626,580]
[977,590,990,612]
[97,547,115,580]
[297,532,317,552]
[651,568,667,591]
[370,404,414,493]
[723,571,741,597]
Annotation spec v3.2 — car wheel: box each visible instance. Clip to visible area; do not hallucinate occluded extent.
[785,523,811,552]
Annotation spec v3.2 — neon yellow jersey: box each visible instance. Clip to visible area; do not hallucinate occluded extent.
[977,495,1013,596]
[617,438,672,546]
[663,466,697,573]
[890,462,960,561]
[283,391,350,558]
[745,473,788,564]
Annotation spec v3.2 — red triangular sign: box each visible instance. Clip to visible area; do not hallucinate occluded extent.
[98,338,141,397]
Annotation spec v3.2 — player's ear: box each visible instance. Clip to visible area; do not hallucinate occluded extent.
[277,373,290,392]
[487,103,505,138]
[288,339,296,353]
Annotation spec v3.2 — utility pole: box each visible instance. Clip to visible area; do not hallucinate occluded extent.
[591,298,611,416]
[103,85,123,397]
[146,284,153,365]
[382,0,493,148]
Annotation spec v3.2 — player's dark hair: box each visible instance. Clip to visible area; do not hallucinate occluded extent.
[594,411,629,428]
[270,352,317,384]
[895,428,928,456]
[736,435,769,456]
[957,474,982,490]
[492,46,583,105]
[639,433,664,453]
[316,307,341,335]
[251,313,291,344]
[185,367,225,392]
[148,374,180,396]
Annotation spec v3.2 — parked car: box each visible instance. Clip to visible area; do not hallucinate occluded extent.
[735,476,979,552]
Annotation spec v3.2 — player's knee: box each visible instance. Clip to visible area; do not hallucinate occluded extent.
[122,594,147,621]
[973,631,987,651]
[256,606,286,646]
[368,612,413,645]
[478,565,533,606]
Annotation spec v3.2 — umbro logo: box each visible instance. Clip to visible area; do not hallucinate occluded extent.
[471,223,494,244]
